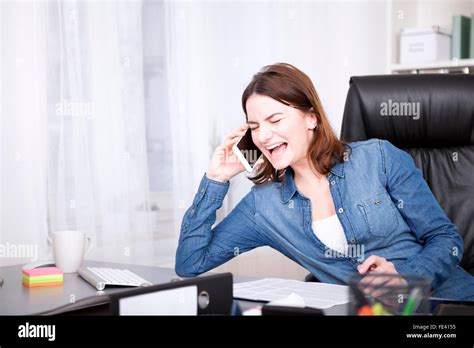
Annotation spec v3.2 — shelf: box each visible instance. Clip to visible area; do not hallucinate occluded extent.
[387,1,474,75]
[390,59,474,74]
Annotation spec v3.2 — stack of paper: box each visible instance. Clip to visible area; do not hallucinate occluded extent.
[234,278,349,309]
[22,267,64,287]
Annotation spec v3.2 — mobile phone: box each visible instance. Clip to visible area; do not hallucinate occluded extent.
[232,128,263,173]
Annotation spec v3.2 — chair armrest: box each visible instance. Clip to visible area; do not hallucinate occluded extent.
[304,273,320,282]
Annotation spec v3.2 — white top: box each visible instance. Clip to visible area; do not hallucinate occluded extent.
[312,214,348,253]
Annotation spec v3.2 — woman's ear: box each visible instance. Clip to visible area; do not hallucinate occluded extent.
[306,111,318,130]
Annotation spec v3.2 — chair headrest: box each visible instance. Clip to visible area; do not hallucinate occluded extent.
[341,74,474,148]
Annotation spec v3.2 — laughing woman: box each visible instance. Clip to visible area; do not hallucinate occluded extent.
[175,63,474,300]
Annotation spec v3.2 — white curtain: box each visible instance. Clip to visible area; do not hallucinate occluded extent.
[2,1,50,265]
[1,1,156,266]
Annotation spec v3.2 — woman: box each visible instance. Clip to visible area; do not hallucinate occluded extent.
[175,63,474,300]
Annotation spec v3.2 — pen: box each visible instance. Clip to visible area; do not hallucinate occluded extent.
[403,287,422,316]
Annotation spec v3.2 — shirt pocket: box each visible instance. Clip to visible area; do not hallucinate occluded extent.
[357,192,399,237]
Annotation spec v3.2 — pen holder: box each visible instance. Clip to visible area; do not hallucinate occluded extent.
[348,273,432,316]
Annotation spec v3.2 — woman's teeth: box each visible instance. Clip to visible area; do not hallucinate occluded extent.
[268,142,287,157]
[267,142,285,152]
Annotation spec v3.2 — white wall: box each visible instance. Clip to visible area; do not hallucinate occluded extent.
[416,0,474,29]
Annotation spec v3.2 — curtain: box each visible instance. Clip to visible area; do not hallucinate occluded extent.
[1,0,156,266]
[2,1,50,265]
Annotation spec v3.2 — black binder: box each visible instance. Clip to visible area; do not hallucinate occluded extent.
[262,304,324,316]
[110,272,233,315]
[432,299,474,316]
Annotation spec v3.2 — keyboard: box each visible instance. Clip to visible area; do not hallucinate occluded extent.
[78,266,153,291]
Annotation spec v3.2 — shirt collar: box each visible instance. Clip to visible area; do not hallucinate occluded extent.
[280,161,345,203]
[329,161,345,178]
[281,167,298,203]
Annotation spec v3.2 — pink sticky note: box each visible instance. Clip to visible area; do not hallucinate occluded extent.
[22,267,63,277]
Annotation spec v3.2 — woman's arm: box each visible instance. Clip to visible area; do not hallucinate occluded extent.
[175,174,266,277]
[381,140,463,289]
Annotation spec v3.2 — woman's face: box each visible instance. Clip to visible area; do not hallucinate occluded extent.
[246,94,317,170]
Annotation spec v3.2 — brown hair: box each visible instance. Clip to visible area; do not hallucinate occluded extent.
[241,63,347,184]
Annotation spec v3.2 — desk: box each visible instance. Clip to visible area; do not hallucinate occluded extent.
[0,260,347,315]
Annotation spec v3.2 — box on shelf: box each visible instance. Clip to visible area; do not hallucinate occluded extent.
[469,14,474,58]
[452,15,471,59]
[400,26,451,64]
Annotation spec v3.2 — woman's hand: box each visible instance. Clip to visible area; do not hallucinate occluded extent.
[206,123,249,183]
[357,255,407,298]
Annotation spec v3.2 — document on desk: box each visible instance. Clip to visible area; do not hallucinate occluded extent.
[234,278,349,309]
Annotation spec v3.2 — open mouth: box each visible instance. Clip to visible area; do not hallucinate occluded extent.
[267,142,288,158]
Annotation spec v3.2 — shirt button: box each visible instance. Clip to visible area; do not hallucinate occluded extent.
[351,238,356,243]
[330,180,336,185]
[303,201,307,206]
[200,188,205,194]
[190,209,195,215]
[338,208,344,214]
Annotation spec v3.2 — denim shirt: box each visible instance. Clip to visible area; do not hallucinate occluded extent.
[176,139,465,292]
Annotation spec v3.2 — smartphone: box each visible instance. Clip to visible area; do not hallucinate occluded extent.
[232,128,263,173]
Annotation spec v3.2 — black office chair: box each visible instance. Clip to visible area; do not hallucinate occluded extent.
[341,74,474,275]
[306,74,474,282]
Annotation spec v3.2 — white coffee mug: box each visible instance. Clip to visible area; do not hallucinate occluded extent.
[47,230,93,273]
